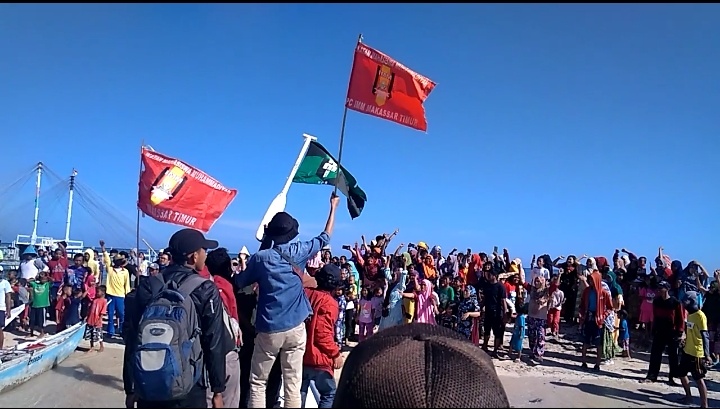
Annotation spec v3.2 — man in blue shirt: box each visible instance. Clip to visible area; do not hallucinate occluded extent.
[236,193,340,409]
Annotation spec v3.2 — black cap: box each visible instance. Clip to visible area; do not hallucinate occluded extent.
[658,281,671,289]
[333,323,510,408]
[315,263,342,290]
[167,228,218,256]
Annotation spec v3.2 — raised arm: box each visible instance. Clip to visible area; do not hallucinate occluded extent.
[621,248,638,261]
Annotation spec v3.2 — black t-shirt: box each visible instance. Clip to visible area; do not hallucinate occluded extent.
[125,263,138,278]
[483,281,506,316]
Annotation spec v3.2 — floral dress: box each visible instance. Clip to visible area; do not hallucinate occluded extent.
[335,295,347,346]
[456,287,480,339]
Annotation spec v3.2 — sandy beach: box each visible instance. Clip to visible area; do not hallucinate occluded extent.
[0,326,719,408]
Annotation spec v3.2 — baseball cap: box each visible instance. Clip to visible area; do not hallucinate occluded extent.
[149,262,160,270]
[333,323,510,408]
[658,281,671,289]
[167,228,219,256]
[315,263,341,290]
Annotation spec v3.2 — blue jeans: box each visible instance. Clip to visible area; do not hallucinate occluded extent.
[106,295,125,336]
[300,366,336,408]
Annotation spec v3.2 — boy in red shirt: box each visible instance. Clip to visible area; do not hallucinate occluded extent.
[86,285,108,352]
[301,264,345,408]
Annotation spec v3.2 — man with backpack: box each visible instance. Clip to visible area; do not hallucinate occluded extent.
[124,228,232,408]
[236,193,340,409]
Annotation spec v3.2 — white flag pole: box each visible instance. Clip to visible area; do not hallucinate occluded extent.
[255,133,318,241]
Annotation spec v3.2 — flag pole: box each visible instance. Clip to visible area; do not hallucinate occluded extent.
[334,33,363,195]
[255,133,318,242]
[136,140,144,263]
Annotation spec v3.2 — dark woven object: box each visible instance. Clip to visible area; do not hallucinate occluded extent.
[333,323,510,408]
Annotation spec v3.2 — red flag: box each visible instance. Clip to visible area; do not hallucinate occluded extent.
[345,42,436,132]
[138,147,237,232]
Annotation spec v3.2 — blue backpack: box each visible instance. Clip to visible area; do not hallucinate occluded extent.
[133,274,207,401]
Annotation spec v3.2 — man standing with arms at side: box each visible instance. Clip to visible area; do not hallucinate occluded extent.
[236,193,340,409]
[123,229,230,408]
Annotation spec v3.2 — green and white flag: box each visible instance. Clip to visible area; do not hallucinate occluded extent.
[292,141,367,218]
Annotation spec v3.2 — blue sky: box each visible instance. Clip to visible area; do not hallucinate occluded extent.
[1,4,718,267]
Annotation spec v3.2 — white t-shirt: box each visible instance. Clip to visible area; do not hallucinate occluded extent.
[0,279,12,311]
[531,267,550,282]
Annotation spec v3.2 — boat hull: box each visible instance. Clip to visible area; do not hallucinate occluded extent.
[0,322,86,394]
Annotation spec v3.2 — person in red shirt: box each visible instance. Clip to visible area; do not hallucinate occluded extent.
[205,248,242,408]
[55,285,71,333]
[46,243,68,322]
[86,285,108,352]
[301,264,345,408]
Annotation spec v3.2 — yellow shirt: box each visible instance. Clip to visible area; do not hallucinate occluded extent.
[102,251,131,298]
[684,310,708,358]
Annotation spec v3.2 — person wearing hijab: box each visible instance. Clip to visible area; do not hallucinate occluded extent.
[457,285,481,342]
[519,272,549,363]
[556,255,581,323]
[579,270,614,372]
[422,255,439,285]
[378,263,409,331]
[408,279,437,325]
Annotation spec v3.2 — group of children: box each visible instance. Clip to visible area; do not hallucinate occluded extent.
[4,251,109,352]
[334,268,385,345]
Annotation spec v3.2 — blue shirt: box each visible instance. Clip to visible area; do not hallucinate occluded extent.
[618,319,630,341]
[64,297,83,326]
[66,265,87,289]
[235,232,329,333]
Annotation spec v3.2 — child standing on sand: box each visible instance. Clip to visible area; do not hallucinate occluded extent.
[510,304,528,362]
[618,310,631,359]
[85,285,107,352]
[357,287,375,342]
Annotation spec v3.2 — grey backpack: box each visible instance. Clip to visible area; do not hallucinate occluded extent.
[133,274,207,401]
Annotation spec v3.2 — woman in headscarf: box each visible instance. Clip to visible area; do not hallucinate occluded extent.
[422,254,439,286]
[575,258,597,325]
[520,273,550,363]
[457,285,481,342]
[601,266,623,363]
[579,270,614,372]
[509,258,526,311]
[404,279,437,325]
[557,255,581,323]
[378,262,409,331]
[467,254,483,289]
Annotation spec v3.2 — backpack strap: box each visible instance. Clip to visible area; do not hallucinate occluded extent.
[177,274,209,298]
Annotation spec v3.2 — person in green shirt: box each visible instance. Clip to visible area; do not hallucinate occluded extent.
[29,272,51,337]
[437,274,456,312]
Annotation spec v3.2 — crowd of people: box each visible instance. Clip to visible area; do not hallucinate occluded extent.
[0,192,718,408]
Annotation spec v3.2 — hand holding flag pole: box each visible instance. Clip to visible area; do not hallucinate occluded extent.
[333,33,364,197]
[255,133,318,242]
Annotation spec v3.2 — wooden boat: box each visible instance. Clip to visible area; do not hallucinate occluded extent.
[0,321,86,393]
